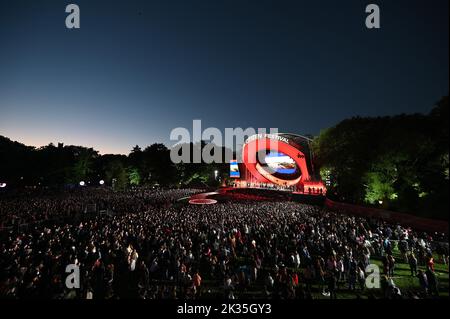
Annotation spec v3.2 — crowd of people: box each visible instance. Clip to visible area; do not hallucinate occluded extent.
[0,188,202,228]
[0,187,448,299]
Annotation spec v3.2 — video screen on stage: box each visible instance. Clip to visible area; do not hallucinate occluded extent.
[264,152,297,174]
[230,160,240,178]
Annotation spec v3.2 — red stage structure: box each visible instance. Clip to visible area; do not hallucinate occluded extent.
[233,133,326,195]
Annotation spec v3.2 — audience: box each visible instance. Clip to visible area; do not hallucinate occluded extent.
[0,187,447,299]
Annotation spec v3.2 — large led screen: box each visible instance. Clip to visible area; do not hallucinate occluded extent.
[230,160,240,178]
[264,152,297,174]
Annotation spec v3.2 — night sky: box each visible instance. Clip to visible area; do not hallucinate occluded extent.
[0,0,448,154]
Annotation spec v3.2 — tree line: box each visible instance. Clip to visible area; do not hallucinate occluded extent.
[313,96,448,219]
[0,139,228,190]
[1,96,448,219]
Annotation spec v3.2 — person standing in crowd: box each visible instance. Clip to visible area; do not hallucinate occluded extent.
[427,254,435,273]
[193,271,202,298]
[387,254,396,277]
[417,270,428,296]
[408,252,418,277]
[327,271,337,299]
[425,268,439,297]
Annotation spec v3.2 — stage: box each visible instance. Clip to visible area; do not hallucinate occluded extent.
[188,187,326,205]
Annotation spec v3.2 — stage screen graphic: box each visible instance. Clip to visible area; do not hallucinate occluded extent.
[230,160,240,178]
[264,152,297,174]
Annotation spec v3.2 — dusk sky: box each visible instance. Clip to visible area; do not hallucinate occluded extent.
[0,0,448,154]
